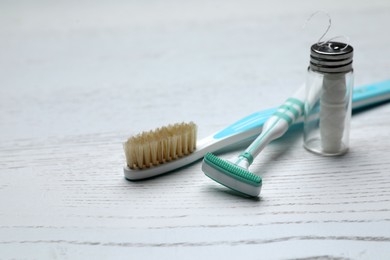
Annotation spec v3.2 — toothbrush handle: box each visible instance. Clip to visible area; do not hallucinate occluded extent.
[210,80,390,155]
[238,86,305,165]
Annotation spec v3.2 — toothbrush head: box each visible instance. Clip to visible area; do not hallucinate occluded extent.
[202,153,262,197]
[123,122,197,180]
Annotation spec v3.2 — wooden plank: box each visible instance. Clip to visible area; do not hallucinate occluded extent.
[1,0,390,259]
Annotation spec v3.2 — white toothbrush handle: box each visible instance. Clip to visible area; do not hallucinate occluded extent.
[237,86,306,165]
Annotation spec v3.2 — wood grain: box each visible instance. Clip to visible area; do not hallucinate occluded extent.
[1,0,390,259]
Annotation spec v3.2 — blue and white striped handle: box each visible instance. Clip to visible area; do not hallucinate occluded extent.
[212,80,390,143]
[236,86,306,166]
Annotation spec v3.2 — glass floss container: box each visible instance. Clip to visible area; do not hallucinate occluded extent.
[304,41,354,156]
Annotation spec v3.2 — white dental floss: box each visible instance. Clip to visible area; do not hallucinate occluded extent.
[303,41,354,156]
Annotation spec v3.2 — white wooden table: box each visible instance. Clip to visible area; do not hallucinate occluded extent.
[1,1,390,259]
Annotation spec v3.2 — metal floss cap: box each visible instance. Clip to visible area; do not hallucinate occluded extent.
[310,41,353,73]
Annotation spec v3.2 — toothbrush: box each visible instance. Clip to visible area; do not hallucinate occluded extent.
[124,80,390,181]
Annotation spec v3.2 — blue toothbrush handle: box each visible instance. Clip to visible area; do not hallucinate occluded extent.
[213,80,390,140]
[212,108,276,140]
[351,80,390,110]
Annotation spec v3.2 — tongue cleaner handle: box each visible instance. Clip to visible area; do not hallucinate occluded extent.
[237,85,306,167]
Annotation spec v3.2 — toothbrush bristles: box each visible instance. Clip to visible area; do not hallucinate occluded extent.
[123,122,197,169]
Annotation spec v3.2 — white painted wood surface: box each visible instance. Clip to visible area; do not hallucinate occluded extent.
[1,1,390,259]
